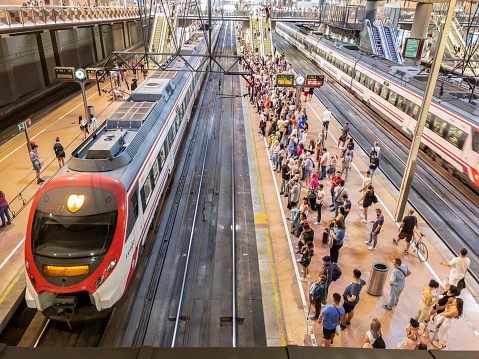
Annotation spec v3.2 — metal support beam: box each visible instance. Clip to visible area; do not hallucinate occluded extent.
[394,0,457,222]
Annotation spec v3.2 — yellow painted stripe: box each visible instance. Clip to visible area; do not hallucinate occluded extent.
[245,87,286,346]
[255,219,269,224]
[265,228,287,346]
[254,214,268,219]
[0,268,24,304]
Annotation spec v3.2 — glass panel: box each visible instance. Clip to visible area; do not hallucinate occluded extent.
[388,91,398,106]
[373,82,382,95]
[359,73,367,85]
[152,159,160,183]
[355,70,361,81]
[380,86,389,100]
[397,96,407,111]
[445,125,467,149]
[32,211,118,258]
[472,129,479,154]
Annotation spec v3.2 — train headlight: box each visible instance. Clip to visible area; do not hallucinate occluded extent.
[95,275,105,288]
[67,194,85,213]
[106,260,117,273]
[25,260,30,272]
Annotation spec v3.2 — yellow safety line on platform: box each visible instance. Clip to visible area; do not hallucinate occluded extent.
[0,268,24,304]
[245,92,286,346]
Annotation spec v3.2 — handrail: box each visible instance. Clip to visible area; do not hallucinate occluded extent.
[0,6,141,30]
[386,19,404,64]
[365,19,377,56]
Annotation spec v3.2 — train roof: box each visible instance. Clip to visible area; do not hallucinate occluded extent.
[282,23,479,126]
[57,36,204,191]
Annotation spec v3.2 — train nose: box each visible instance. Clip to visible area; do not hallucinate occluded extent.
[53,296,78,317]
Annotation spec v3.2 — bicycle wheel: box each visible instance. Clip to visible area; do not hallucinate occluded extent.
[416,242,428,262]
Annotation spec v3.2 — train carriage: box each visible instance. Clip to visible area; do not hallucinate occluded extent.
[276,22,479,188]
[24,26,220,321]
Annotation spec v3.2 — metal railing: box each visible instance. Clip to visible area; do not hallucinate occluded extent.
[0,5,140,29]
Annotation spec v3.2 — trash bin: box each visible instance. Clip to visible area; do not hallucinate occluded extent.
[367,262,389,296]
[87,106,94,120]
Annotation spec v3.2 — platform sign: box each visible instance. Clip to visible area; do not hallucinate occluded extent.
[276,73,295,87]
[86,68,107,82]
[403,38,422,58]
[54,67,75,80]
[305,74,324,87]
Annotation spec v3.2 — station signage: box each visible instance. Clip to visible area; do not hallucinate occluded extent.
[86,68,107,82]
[403,38,422,59]
[276,73,295,87]
[54,67,75,80]
[305,74,324,87]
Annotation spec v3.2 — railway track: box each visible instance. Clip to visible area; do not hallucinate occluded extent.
[273,33,479,283]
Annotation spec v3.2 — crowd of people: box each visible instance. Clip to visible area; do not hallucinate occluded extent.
[236,22,470,350]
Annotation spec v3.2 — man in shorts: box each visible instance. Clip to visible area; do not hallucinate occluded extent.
[30,144,44,184]
[393,208,418,255]
[340,269,366,330]
[319,292,344,347]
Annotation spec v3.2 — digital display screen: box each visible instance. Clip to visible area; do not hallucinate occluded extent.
[306,74,324,87]
[86,68,106,82]
[276,74,295,87]
[54,67,75,80]
[403,38,421,58]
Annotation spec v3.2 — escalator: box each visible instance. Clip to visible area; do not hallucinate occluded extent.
[383,25,398,62]
[371,25,385,58]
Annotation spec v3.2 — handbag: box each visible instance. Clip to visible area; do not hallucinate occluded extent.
[334,307,342,335]
[327,232,335,248]
[397,337,407,349]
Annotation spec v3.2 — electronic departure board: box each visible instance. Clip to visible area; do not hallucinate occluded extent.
[86,68,107,82]
[305,74,324,87]
[276,73,295,87]
[54,67,75,80]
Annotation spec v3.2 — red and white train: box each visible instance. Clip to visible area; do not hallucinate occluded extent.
[24,28,220,321]
[277,22,479,188]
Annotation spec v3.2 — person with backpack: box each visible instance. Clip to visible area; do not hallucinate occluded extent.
[310,275,328,320]
[358,185,377,224]
[369,152,380,183]
[361,319,385,348]
[340,269,366,330]
[53,137,65,168]
[320,256,342,305]
[340,150,352,181]
[319,293,345,346]
[299,241,314,282]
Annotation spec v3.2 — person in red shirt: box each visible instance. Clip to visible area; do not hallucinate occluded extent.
[329,171,342,208]
[0,191,12,228]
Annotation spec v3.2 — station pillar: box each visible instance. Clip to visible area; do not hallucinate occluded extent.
[410,2,433,40]
[365,0,380,24]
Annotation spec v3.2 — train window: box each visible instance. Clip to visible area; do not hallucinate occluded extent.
[425,112,437,130]
[152,158,160,184]
[168,130,174,150]
[126,186,139,237]
[388,91,398,106]
[347,65,353,76]
[373,82,382,95]
[380,86,389,100]
[472,129,479,153]
[359,73,367,86]
[159,142,167,167]
[354,71,361,81]
[140,173,154,211]
[445,125,467,149]
[397,96,407,112]
[406,102,420,120]
[366,78,374,90]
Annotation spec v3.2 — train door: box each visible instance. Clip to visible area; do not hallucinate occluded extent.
[363,76,372,102]
[465,128,479,186]
[127,184,142,264]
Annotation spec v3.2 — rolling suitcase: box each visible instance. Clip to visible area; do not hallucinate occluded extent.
[322,228,330,245]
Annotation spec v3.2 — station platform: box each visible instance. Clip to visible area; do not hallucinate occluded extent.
[0,75,141,330]
[239,67,479,349]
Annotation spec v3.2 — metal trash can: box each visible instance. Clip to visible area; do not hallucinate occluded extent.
[367,262,389,296]
[87,106,94,120]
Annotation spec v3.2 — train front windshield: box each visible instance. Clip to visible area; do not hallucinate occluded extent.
[32,211,118,258]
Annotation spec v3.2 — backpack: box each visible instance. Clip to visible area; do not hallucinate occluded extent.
[331,263,342,282]
[372,335,386,349]
[312,281,327,301]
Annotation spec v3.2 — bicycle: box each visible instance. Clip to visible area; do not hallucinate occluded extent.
[412,230,428,262]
